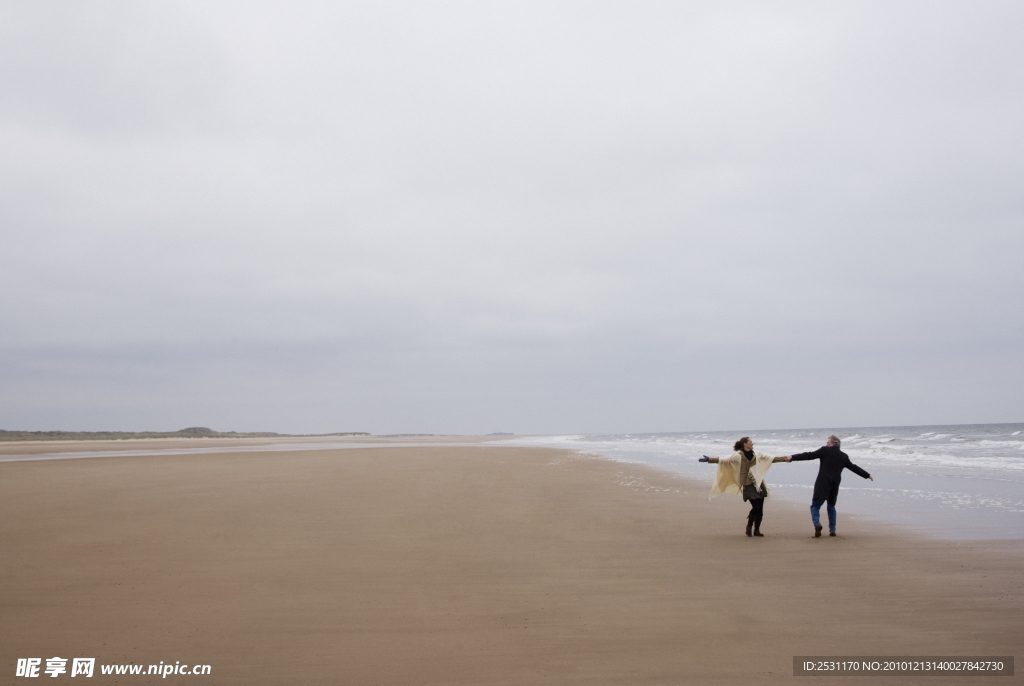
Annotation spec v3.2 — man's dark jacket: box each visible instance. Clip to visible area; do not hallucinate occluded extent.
[790,445,871,501]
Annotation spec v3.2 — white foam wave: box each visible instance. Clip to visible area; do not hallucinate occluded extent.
[501,425,1024,539]
[976,439,1024,449]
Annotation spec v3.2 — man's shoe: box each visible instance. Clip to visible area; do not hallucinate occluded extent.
[753,514,764,536]
[745,514,754,537]
[829,532,836,537]
[814,524,822,538]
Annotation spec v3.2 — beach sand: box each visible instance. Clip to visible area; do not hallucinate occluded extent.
[2,444,1021,684]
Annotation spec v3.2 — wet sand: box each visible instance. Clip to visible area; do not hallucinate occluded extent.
[2,445,1020,684]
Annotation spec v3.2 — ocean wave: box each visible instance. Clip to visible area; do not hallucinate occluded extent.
[504,425,1024,474]
[976,439,1024,449]
[850,451,1024,472]
[498,424,1024,539]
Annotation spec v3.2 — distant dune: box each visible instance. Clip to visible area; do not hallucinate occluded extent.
[0,427,370,442]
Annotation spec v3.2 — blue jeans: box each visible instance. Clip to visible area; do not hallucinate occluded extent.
[811,500,836,533]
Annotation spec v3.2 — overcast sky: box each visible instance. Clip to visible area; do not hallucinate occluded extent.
[1,1,1022,435]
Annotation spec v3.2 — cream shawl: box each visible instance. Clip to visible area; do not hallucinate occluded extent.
[709,451,777,499]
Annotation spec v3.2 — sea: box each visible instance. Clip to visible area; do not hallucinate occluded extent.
[498,423,1024,540]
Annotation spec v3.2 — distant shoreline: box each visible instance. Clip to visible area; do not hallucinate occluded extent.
[0,427,370,442]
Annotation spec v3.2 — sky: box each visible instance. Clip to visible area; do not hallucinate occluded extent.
[1,1,1022,435]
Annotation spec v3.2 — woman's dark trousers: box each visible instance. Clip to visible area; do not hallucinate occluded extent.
[747,498,764,536]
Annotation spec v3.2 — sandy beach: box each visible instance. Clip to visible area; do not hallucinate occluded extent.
[2,443,1020,684]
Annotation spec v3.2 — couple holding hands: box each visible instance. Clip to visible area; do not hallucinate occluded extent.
[699,435,873,538]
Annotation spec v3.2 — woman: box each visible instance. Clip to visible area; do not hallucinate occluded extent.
[699,437,790,537]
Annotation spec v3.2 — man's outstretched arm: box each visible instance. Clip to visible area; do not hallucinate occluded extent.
[788,447,827,462]
[847,461,873,480]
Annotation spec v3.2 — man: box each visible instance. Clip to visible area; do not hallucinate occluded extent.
[783,435,873,537]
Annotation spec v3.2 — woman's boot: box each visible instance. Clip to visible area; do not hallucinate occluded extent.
[746,513,754,537]
[753,513,764,537]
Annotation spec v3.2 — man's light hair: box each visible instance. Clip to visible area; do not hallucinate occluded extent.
[828,434,841,447]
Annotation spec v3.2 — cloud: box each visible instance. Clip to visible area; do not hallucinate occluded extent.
[1,1,1022,432]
